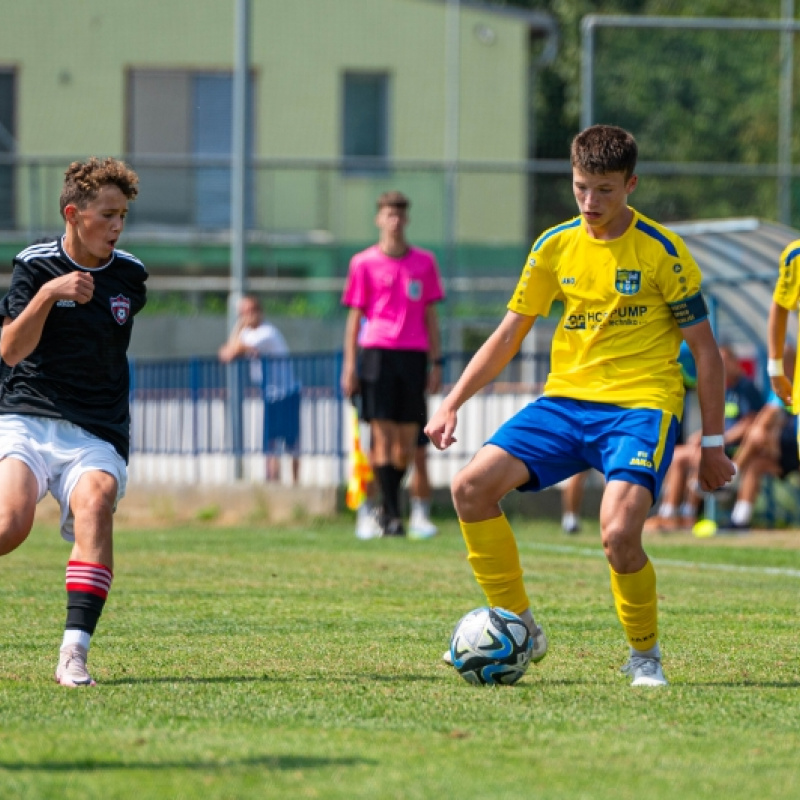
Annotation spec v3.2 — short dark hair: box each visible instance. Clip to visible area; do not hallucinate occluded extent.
[571,125,638,180]
[376,190,410,210]
[60,157,139,219]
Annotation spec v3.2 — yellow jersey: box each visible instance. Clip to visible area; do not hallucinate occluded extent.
[509,208,706,419]
[772,238,800,413]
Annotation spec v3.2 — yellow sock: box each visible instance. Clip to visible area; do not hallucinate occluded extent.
[609,559,658,651]
[460,514,529,615]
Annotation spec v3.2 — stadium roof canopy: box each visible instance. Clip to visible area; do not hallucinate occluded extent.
[667,217,799,355]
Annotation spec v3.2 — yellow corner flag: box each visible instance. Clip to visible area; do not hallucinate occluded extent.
[346,404,373,510]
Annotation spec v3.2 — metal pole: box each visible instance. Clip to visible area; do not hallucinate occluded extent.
[443,0,460,349]
[580,17,595,130]
[779,0,795,226]
[229,0,250,480]
[230,0,249,324]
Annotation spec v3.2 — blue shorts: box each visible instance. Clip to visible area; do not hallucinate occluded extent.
[263,390,301,452]
[487,397,679,502]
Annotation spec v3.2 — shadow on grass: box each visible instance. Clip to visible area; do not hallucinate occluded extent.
[0,754,374,772]
[101,673,443,686]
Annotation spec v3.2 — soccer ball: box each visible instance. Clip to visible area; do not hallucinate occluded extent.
[449,607,534,686]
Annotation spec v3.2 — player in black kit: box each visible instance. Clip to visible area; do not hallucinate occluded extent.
[0,157,146,687]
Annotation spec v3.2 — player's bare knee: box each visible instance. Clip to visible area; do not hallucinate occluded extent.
[452,467,497,517]
[0,508,34,555]
[601,520,638,557]
[72,492,114,526]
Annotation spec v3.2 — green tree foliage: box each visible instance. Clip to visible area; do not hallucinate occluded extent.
[495,1,796,230]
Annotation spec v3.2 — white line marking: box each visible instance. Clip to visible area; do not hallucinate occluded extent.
[520,541,800,579]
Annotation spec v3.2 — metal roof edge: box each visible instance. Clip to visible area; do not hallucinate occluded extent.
[668,217,800,237]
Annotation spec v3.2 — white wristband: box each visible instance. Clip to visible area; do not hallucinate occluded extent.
[767,358,785,377]
[701,434,725,448]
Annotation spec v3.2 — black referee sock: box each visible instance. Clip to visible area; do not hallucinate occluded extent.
[391,466,407,518]
[375,464,404,520]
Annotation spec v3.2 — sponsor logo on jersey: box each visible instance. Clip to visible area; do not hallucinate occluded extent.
[110,294,131,325]
[581,305,650,331]
[407,279,422,301]
[56,300,76,307]
[563,313,586,330]
[561,277,575,285]
[614,269,641,296]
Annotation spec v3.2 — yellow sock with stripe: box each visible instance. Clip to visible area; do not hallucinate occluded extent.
[459,514,529,615]
[609,559,658,651]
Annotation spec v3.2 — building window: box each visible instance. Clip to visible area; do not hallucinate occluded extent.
[127,69,254,228]
[342,72,389,173]
[0,69,15,229]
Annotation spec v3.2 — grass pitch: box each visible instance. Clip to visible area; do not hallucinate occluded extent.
[1,515,799,799]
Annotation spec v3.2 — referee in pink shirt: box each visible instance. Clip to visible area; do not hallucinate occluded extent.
[341,191,445,537]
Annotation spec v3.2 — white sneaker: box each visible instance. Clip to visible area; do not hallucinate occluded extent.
[620,654,668,687]
[55,643,96,687]
[409,508,438,540]
[355,503,382,540]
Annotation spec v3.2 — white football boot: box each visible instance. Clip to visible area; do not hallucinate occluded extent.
[620,649,668,687]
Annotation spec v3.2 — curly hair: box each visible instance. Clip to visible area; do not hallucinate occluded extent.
[571,125,638,180]
[59,157,139,219]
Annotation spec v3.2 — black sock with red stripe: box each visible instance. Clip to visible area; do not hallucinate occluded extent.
[65,561,113,636]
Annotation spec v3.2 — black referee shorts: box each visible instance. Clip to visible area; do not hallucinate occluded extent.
[358,348,427,425]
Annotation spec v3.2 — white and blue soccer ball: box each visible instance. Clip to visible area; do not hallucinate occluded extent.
[449,607,534,686]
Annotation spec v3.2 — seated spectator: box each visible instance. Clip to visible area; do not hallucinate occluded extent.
[725,347,797,529]
[645,344,763,532]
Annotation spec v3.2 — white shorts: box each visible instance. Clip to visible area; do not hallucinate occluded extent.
[0,414,128,542]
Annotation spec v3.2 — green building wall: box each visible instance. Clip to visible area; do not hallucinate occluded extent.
[0,0,531,243]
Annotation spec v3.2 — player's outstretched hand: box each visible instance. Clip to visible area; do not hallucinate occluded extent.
[697,447,736,493]
[48,271,95,305]
[770,374,794,409]
[425,404,458,451]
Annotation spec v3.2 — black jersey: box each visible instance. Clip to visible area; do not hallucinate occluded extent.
[0,237,148,462]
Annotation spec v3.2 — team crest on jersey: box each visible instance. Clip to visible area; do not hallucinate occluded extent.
[407,279,423,301]
[615,269,641,296]
[110,294,131,325]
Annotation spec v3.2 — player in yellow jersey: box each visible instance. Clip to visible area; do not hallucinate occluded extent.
[427,125,735,687]
[766,240,800,421]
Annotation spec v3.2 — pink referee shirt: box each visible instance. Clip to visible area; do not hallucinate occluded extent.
[342,245,445,351]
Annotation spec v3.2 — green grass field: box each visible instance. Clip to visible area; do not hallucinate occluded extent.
[1,515,799,799]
